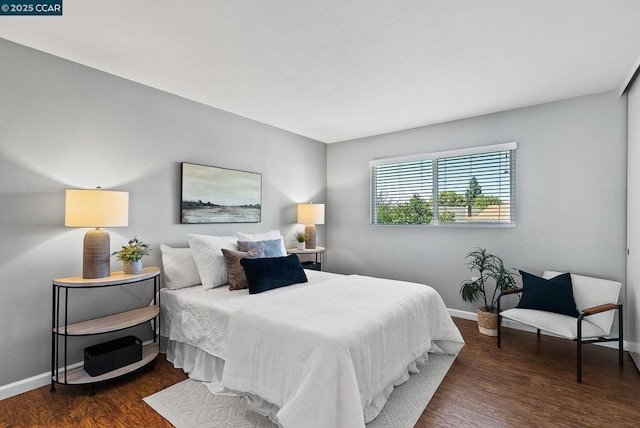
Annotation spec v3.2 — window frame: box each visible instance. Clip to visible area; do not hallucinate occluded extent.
[370,142,517,228]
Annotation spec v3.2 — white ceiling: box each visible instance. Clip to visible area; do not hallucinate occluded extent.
[2,0,640,143]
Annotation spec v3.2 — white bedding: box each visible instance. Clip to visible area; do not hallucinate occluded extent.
[160,270,342,360]
[222,274,464,428]
[160,271,464,428]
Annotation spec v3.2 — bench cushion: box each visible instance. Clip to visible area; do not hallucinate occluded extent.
[500,308,606,339]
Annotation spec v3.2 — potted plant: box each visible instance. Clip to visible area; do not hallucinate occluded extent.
[112,237,151,274]
[459,248,518,336]
[293,231,307,250]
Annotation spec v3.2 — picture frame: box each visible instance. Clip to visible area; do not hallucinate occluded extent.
[180,162,262,224]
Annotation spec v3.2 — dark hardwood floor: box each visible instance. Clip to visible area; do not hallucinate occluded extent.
[1,318,639,427]
[416,319,640,428]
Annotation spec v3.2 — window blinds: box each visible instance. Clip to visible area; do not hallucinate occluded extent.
[370,142,516,226]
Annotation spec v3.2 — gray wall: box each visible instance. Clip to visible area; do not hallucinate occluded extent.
[327,91,627,316]
[0,39,326,387]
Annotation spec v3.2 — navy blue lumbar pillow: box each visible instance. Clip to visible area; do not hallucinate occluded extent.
[517,270,580,317]
[241,254,308,294]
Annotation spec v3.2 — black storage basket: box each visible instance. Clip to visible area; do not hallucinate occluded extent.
[84,335,142,377]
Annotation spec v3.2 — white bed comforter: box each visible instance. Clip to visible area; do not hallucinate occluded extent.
[222,274,464,428]
[160,270,340,360]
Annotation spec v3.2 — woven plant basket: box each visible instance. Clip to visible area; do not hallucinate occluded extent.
[476,307,498,336]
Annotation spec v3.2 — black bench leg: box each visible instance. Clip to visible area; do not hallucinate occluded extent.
[577,339,582,383]
[619,306,624,367]
[577,316,583,383]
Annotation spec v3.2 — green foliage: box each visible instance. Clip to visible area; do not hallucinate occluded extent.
[375,180,504,225]
[404,194,432,223]
[376,194,433,224]
[459,248,517,313]
[438,210,456,223]
[473,195,502,211]
[293,231,307,242]
[464,177,482,206]
[112,237,151,263]
[464,176,481,217]
[376,203,393,224]
[438,191,465,207]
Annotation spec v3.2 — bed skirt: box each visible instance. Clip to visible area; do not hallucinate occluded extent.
[162,335,442,424]
[163,337,229,393]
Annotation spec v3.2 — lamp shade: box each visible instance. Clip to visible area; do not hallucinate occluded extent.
[297,203,325,250]
[65,188,129,279]
[65,189,129,228]
[297,203,325,225]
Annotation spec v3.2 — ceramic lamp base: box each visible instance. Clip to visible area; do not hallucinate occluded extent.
[83,229,110,279]
[304,224,317,249]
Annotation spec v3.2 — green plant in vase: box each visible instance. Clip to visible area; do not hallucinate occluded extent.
[459,248,518,336]
[293,231,308,249]
[112,237,151,274]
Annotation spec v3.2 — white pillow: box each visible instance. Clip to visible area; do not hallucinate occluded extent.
[188,234,239,289]
[236,230,286,256]
[160,244,202,290]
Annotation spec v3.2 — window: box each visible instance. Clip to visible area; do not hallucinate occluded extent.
[370,142,516,226]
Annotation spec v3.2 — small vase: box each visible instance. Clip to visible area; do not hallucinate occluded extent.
[124,260,142,274]
[296,241,305,250]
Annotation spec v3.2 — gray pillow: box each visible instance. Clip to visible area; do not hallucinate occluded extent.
[237,239,286,257]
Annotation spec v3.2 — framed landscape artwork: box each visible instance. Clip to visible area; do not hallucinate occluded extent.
[180,162,262,224]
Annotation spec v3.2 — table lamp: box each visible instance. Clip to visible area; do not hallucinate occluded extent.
[297,203,325,249]
[65,188,129,279]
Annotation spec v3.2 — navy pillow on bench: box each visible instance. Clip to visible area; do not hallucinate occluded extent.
[517,270,580,318]
[241,254,308,294]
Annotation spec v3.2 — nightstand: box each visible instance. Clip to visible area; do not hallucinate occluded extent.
[51,267,160,394]
[286,246,325,271]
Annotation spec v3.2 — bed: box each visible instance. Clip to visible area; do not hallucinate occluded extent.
[159,236,464,428]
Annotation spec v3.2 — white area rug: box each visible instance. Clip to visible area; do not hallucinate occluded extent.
[144,353,456,428]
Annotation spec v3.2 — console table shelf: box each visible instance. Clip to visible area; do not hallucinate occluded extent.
[52,343,159,385]
[53,305,160,336]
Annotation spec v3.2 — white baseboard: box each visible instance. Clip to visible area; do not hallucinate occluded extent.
[447,308,476,321]
[627,341,640,372]
[0,339,156,401]
[0,361,83,401]
[630,352,640,372]
[626,340,640,354]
